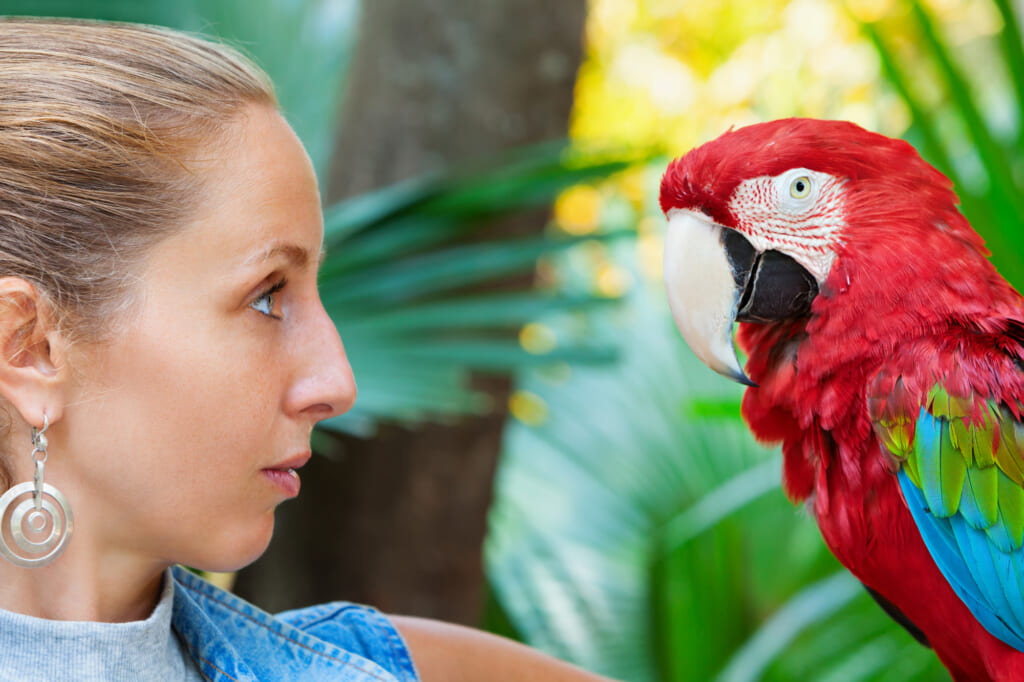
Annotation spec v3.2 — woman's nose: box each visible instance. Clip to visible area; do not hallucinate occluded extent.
[286,301,356,422]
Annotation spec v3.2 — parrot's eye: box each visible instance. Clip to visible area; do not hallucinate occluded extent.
[790,176,812,199]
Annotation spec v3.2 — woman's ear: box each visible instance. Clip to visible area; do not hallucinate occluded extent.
[0,278,67,428]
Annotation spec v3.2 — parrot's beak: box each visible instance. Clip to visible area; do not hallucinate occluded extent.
[662,209,818,386]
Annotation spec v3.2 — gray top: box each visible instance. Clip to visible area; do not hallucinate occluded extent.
[0,569,203,681]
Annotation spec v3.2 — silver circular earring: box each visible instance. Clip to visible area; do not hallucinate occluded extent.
[0,415,74,567]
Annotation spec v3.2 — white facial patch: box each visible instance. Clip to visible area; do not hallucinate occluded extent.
[727,168,846,283]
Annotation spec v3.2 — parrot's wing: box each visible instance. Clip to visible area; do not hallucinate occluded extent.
[869,375,1024,651]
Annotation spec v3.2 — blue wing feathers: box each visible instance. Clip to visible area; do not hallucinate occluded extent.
[952,517,1013,626]
[988,510,1018,554]
[960,468,990,530]
[916,410,943,510]
[970,466,999,527]
[917,409,966,517]
[999,547,1024,631]
[899,471,1024,651]
[898,473,981,602]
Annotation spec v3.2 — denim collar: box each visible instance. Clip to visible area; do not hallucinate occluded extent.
[170,566,404,681]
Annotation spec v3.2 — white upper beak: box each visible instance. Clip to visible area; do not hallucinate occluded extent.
[663,209,753,386]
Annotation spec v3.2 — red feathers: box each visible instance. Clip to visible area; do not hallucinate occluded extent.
[663,118,1024,680]
[660,118,951,223]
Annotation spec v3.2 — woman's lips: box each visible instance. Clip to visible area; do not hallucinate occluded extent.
[261,467,301,497]
[261,452,310,497]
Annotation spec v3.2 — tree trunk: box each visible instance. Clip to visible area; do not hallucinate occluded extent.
[234,0,587,625]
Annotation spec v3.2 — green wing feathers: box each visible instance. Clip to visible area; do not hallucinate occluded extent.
[869,381,1024,553]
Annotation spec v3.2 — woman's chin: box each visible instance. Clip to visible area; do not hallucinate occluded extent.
[183,515,275,573]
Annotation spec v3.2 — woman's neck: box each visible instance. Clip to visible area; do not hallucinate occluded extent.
[0,534,166,622]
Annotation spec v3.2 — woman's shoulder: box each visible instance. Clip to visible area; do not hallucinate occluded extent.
[169,566,419,682]
[276,600,419,679]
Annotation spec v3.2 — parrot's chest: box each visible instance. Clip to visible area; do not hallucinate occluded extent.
[788,418,898,564]
[744,337,935,578]
[808,442,905,570]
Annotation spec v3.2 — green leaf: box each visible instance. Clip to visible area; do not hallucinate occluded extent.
[715,572,863,682]
[322,174,444,247]
[991,0,1024,147]
[322,231,632,310]
[861,20,992,236]
[909,3,1024,238]
[342,293,616,333]
[660,457,781,552]
[861,23,959,182]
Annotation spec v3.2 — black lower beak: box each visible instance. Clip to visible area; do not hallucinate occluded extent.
[722,230,818,324]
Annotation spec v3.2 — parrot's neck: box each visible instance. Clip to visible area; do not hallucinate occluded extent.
[806,228,1020,372]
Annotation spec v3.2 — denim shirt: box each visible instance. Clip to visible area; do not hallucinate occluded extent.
[170,566,421,681]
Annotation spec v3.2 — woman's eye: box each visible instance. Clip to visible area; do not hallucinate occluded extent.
[250,279,286,318]
[251,292,275,316]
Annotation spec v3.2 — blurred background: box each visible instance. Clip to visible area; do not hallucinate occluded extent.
[6,0,1024,679]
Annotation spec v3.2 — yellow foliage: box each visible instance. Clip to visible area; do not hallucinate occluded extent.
[519,323,559,354]
[509,390,549,426]
[595,263,632,297]
[574,0,913,152]
[554,185,603,235]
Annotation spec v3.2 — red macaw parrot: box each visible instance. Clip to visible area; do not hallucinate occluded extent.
[660,118,1024,681]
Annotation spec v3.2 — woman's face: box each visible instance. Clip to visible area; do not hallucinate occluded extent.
[56,105,355,571]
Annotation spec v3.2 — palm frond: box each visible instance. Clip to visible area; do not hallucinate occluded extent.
[318,144,642,434]
[858,0,1024,286]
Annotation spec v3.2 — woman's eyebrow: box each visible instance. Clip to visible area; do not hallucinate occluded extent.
[244,243,325,268]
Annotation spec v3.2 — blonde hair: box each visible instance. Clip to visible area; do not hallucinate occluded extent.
[0,18,277,485]
[0,18,277,338]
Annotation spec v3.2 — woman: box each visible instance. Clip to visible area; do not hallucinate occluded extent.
[0,18,611,681]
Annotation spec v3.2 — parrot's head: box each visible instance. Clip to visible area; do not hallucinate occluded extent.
[659,117,981,385]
